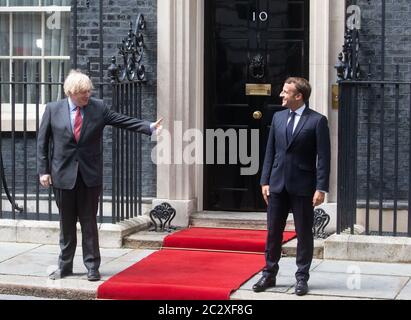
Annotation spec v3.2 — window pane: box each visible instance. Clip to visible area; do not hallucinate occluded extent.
[12,60,40,104]
[0,1,7,6]
[42,0,71,5]
[0,14,9,56]
[0,60,10,103]
[13,13,42,56]
[44,60,68,102]
[12,0,40,5]
[44,11,70,56]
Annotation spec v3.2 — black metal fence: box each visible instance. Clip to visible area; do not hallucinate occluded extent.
[108,55,147,224]
[338,79,411,236]
[0,59,146,224]
[336,0,411,237]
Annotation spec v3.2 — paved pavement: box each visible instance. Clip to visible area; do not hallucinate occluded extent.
[0,242,410,300]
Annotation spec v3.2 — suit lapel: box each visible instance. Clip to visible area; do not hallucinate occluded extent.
[63,99,74,138]
[282,111,290,146]
[287,107,310,149]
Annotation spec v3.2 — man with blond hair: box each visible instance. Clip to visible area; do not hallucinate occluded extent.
[37,70,163,281]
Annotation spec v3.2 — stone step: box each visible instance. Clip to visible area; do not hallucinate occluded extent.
[124,211,297,251]
[123,231,169,250]
[122,211,318,257]
[189,211,295,231]
[123,231,323,259]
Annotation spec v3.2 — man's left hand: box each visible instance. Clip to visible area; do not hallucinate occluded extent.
[312,191,325,207]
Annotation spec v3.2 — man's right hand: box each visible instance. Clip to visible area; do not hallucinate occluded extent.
[40,174,53,188]
[261,185,270,205]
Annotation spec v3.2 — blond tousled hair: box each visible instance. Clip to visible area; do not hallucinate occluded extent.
[64,69,94,96]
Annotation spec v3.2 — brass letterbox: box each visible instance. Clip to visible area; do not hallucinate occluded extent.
[246,83,272,96]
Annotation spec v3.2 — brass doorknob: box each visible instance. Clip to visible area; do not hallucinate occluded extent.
[253,111,263,120]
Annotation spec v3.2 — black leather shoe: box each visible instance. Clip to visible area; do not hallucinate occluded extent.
[252,275,276,292]
[87,269,101,281]
[295,280,308,296]
[49,268,73,280]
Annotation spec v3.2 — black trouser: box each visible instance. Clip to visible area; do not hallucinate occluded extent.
[53,172,101,272]
[263,188,314,282]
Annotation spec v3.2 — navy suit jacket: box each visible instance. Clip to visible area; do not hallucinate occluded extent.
[37,97,151,189]
[260,107,331,197]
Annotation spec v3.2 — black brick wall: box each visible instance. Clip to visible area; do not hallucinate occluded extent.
[1,0,157,198]
[74,0,157,198]
[347,0,411,201]
[350,0,411,81]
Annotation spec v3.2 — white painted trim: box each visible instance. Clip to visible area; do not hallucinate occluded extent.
[195,0,204,212]
[0,103,46,132]
[156,0,204,221]
[309,0,330,118]
[0,56,70,59]
[309,0,345,203]
[0,6,71,12]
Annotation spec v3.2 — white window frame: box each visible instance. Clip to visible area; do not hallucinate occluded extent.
[0,1,70,132]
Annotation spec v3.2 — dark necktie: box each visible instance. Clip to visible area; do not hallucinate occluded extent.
[286,111,296,144]
[73,106,82,143]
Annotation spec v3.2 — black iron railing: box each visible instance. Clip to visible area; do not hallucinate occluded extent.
[336,0,411,237]
[108,17,147,223]
[0,18,148,224]
[337,79,411,236]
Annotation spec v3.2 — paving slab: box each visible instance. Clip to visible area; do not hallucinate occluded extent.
[238,258,324,293]
[240,272,294,293]
[312,259,411,277]
[302,271,409,299]
[396,279,411,300]
[0,239,410,300]
[231,290,372,300]
[252,257,323,278]
[0,243,42,263]
[99,249,156,280]
[0,252,116,278]
[114,249,156,262]
[29,245,134,259]
[0,274,98,299]
[0,294,62,300]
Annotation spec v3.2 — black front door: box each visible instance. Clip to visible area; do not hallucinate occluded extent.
[204,0,309,211]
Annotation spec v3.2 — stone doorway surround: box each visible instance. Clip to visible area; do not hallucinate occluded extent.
[155,0,344,227]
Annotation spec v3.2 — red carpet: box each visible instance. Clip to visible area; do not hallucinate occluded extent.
[97,227,296,300]
[97,249,265,300]
[163,227,296,253]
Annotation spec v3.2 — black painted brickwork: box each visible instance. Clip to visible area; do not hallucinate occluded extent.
[1,0,157,198]
[347,0,411,201]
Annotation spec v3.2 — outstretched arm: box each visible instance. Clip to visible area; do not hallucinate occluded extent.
[103,106,153,135]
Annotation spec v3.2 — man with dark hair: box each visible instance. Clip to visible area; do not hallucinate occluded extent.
[253,77,330,296]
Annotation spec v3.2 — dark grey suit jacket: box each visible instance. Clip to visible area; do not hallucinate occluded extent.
[260,107,331,197]
[37,97,151,189]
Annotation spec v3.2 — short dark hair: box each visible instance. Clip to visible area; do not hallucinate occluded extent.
[285,77,312,102]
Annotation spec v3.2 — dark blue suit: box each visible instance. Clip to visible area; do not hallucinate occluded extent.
[260,106,330,281]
